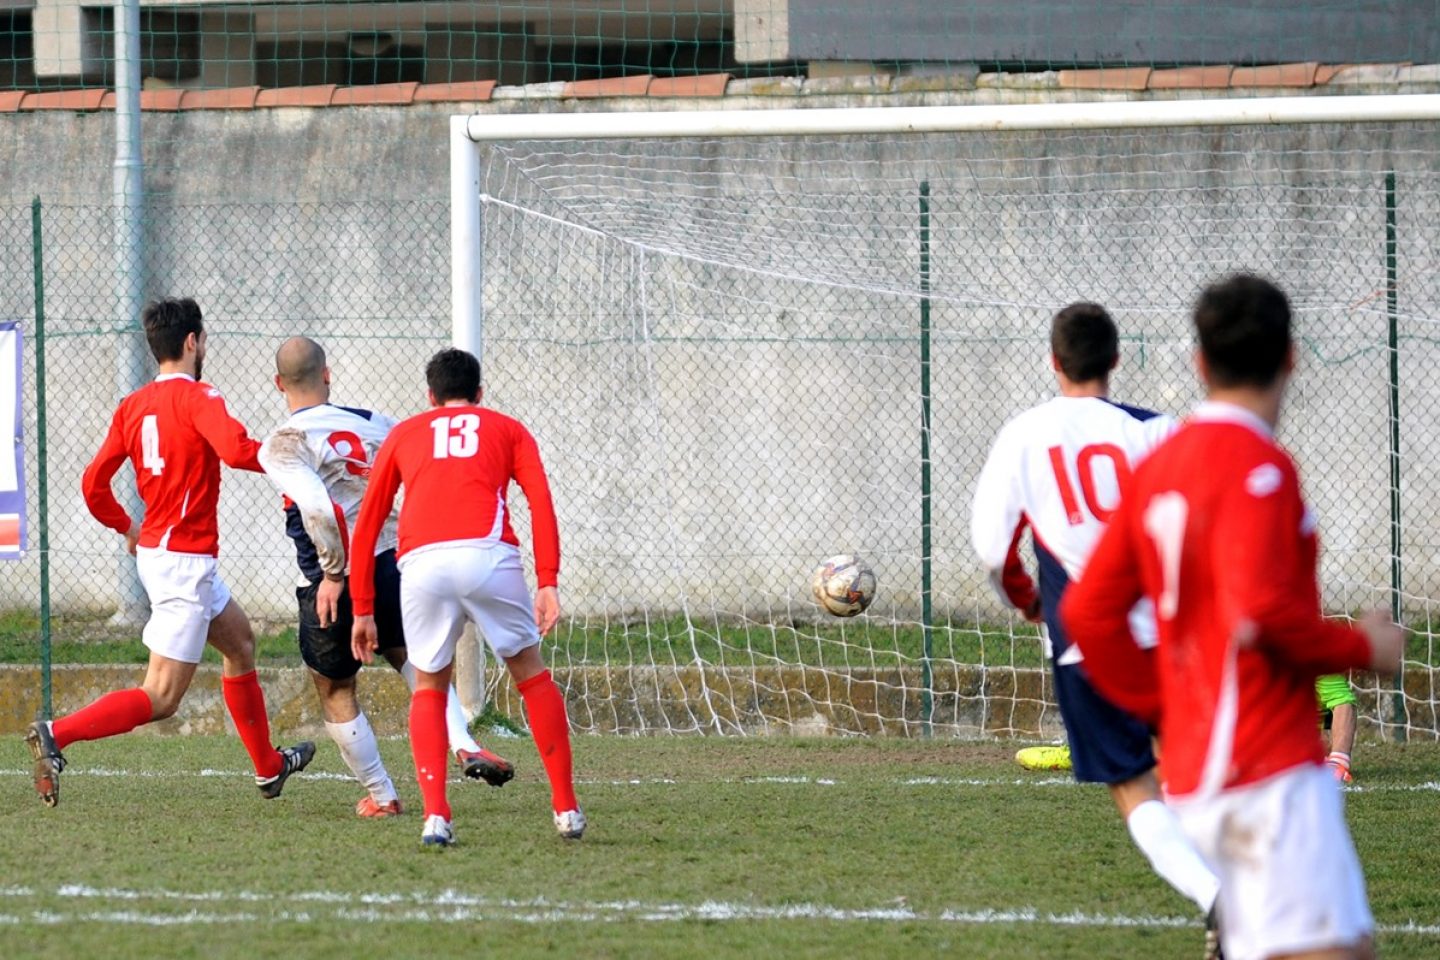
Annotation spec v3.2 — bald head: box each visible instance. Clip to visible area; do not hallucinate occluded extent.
[276,337,327,390]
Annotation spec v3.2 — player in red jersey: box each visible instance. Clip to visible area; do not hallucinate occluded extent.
[25,298,314,807]
[1061,275,1403,960]
[349,348,578,847]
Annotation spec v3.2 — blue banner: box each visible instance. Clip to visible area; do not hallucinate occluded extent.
[0,322,23,557]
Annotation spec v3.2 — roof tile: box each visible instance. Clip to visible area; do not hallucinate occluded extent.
[1230,62,1318,87]
[414,80,497,103]
[648,74,731,98]
[180,86,260,110]
[563,75,653,99]
[0,91,25,112]
[1058,67,1152,90]
[1148,66,1233,90]
[21,89,107,111]
[140,88,187,111]
[255,84,338,108]
[330,82,420,106]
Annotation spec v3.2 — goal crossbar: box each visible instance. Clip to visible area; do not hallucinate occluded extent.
[456,94,1440,143]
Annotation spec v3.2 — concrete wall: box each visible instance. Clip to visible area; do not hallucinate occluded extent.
[0,96,1437,642]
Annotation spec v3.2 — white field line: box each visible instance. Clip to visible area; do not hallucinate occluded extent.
[0,885,1435,934]
[1,768,1438,793]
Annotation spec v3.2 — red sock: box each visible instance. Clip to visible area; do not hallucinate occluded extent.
[222,671,282,780]
[517,670,577,813]
[51,688,153,750]
[410,688,451,820]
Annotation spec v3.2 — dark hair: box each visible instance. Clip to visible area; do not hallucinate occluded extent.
[142,298,203,364]
[1050,302,1119,384]
[426,348,481,403]
[1193,274,1292,389]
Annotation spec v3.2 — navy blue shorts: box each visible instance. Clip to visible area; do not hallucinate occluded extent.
[1052,656,1157,785]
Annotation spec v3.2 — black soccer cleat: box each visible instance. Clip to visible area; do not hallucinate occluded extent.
[457,748,515,787]
[1204,903,1225,960]
[256,741,316,799]
[24,721,66,809]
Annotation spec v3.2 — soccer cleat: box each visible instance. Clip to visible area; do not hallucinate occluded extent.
[421,814,455,848]
[1204,903,1225,960]
[1015,744,1072,772]
[554,808,587,840]
[25,721,66,808]
[457,747,515,787]
[256,741,316,799]
[356,795,403,818]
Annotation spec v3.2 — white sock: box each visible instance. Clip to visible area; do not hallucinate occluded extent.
[398,661,481,755]
[325,712,397,805]
[1126,800,1221,914]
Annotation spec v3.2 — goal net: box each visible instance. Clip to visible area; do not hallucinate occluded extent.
[455,100,1440,738]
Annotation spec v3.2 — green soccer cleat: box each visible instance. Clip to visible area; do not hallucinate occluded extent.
[1015,744,1072,772]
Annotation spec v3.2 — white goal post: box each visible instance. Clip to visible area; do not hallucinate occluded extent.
[448,94,1440,738]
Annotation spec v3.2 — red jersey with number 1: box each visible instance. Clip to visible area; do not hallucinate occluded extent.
[1060,402,1372,799]
[349,404,560,617]
[81,373,263,556]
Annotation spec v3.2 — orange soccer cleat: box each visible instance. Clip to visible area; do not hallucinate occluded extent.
[356,795,403,818]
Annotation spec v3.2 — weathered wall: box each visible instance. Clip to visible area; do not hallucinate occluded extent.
[0,93,1436,635]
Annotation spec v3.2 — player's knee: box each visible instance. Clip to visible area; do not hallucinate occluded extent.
[146,689,183,720]
[312,673,360,721]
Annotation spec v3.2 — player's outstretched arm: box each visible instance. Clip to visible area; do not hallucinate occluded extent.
[190,386,263,472]
[347,433,402,624]
[81,408,136,541]
[1060,500,1160,724]
[511,422,561,593]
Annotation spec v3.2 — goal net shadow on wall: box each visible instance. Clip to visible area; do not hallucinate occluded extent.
[452,98,1440,737]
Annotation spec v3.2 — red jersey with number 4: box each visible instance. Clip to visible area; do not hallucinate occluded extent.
[1060,402,1372,799]
[81,373,263,556]
[349,404,560,617]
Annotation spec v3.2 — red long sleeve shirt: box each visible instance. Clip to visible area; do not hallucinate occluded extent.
[81,374,262,556]
[1060,402,1371,799]
[349,404,560,616]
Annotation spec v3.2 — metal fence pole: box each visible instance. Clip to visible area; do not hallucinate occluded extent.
[1385,169,1406,741]
[31,197,51,720]
[110,0,149,625]
[919,180,934,737]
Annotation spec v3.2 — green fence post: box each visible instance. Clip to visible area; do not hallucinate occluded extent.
[31,196,52,721]
[919,181,934,738]
[1385,170,1406,742]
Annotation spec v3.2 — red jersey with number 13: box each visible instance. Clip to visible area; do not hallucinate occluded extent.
[81,373,262,556]
[348,404,560,617]
[1060,402,1372,799]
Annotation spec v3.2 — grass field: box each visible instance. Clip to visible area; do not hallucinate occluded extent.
[2,734,1439,959]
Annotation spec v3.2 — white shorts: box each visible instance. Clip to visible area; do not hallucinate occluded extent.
[398,542,540,673]
[135,547,233,665]
[1173,764,1373,960]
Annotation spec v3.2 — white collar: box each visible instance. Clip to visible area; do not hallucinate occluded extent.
[1191,400,1273,439]
[155,372,195,383]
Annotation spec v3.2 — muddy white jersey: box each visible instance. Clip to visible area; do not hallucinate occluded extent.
[258,403,399,582]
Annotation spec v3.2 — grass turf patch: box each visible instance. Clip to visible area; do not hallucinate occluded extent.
[0,736,1437,959]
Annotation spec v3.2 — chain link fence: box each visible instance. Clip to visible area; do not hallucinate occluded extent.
[2,120,1439,737]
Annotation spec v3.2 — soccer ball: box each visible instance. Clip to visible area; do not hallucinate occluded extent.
[810,554,877,617]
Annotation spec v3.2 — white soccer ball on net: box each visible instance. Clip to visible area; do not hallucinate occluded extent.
[810,554,877,618]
